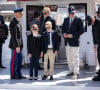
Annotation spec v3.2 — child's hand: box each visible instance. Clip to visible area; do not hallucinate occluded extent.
[28,53,32,58]
[40,52,43,57]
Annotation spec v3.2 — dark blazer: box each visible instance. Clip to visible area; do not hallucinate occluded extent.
[41,30,59,54]
[40,16,56,34]
[9,17,23,49]
[92,18,100,45]
[62,16,83,46]
[27,33,42,57]
[0,15,4,24]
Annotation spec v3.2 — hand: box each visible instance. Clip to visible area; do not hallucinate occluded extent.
[63,33,68,38]
[40,52,43,58]
[93,45,97,51]
[16,47,20,53]
[54,51,57,56]
[67,34,73,38]
[28,53,32,58]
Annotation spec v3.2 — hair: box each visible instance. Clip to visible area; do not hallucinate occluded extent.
[31,24,39,30]
[45,21,52,25]
[43,7,51,14]
[34,11,40,18]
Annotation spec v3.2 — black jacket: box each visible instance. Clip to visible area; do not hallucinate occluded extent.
[0,15,8,43]
[40,16,56,34]
[0,15,4,24]
[27,33,42,57]
[41,30,59,54]
[92,18,100,45]
[62,17,83,46]
[9,17,23,49]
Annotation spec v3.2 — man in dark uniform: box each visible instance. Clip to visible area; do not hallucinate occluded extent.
[9,8,26,79]
[62,6,83,79]
[96,7,100,19]
[40,7,56,34]
[0,7,6,68]
[86,15,100,81]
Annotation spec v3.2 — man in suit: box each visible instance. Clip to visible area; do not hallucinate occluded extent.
[86,15,100,81]
[0,7,6,68]
[62,6,83,79]
[40,7,56,34]
[9,8,26,79]
[41,21,59,80]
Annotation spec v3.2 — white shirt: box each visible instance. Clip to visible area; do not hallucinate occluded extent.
[48,30,53,49]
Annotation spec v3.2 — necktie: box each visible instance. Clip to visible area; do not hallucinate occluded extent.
[48,32,50,45]
[69,18,73,29]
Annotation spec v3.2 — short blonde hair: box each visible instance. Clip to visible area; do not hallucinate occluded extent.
[45,21,52,25]
[43,7,51,14]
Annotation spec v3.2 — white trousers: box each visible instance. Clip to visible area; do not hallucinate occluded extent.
[66,45,79,74]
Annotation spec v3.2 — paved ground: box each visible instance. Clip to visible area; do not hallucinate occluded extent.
[0,37,100,90]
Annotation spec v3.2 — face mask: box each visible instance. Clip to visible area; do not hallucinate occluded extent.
[46,27,51,29]
[32,28,38,31]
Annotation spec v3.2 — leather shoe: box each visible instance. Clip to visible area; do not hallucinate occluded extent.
[67,72,74,76]
[42,75,48,80]
[0,65,6,69]
[50,76,53,80]
[20,76,26,79]
[92,76,100,81]
[11,77,21,79]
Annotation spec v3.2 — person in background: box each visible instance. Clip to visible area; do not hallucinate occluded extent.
[41,21,59,80]
[40,7,56,34]
[62,6,83,79]
[86,15,100,81]
[27,24,43,80]
[0,7,7,69]
[29,11,40,30]
[9,8,26,79]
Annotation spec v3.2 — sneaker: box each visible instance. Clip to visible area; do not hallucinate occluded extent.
[71,74,79,79]
[67,72,74,76]
[29,77,33,80]
[50,76,53,80]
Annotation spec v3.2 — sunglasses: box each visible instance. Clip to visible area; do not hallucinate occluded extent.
[43,12,47,15]
[32,28,38,30]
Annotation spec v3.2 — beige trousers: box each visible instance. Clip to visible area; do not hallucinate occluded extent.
[66,45,79,75]
[44,49,55,76]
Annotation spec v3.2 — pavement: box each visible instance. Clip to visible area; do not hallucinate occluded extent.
[0,37,100,90]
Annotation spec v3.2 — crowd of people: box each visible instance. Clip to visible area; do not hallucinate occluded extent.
[0,6,100,82]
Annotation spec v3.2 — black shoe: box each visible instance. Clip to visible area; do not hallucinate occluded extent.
[20,76,26,79]
[0,65,6,69]
[67,72,74,76]
[42,75,48,80]
[92,76,100,81]
[11,77,21,80]
[96,69,100,75]
[50,76,53,80]
[29,77,33,80]
[34,77,38,80]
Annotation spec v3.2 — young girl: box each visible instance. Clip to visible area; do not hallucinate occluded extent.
[27,24,43,80]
